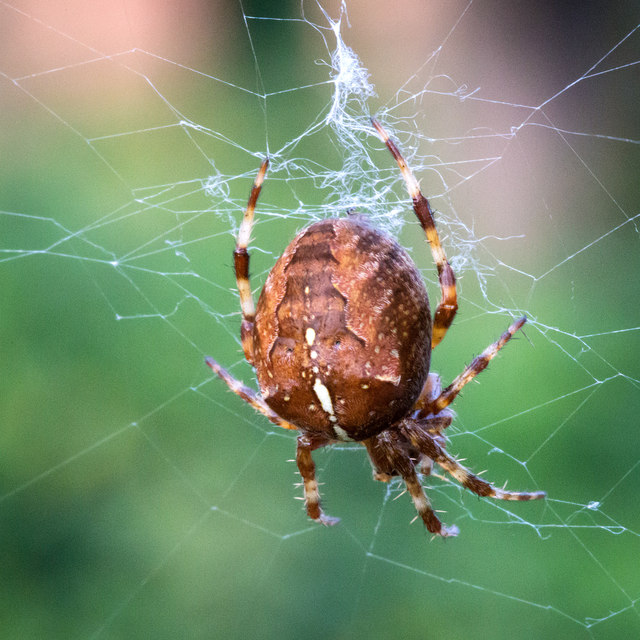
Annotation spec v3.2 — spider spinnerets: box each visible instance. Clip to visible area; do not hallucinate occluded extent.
[206,118,545,537]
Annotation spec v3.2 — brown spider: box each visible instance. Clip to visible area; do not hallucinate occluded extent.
[206,118,545,537]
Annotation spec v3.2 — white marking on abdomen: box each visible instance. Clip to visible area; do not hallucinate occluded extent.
[313,378,335,417]
[375,373,402,385]
[312,377,353,440]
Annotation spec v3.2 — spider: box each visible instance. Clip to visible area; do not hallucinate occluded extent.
[206,118,545,537]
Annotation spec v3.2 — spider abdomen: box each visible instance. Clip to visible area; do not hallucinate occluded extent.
[253,215,432,441]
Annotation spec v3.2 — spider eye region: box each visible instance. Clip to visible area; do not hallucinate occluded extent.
[253,217,432,441]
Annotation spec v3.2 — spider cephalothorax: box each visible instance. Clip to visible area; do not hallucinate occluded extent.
[206,118,545,537]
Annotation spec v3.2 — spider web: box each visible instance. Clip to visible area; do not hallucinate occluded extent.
[2,1,640,637]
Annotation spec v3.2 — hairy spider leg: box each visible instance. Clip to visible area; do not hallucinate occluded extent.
[425,316,528,415]
[401,419,547,502]
[371,118,457,348]
[296,435,341,526]
[234,158,269,364]
[205,357,340,524]
[363,434,459,537]
[205,357,296,430]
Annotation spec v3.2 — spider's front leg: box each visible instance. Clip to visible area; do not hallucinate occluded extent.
[205,359,340,524]
[363,432,459,538]
[296,434,340,526]
[401,419,546,502]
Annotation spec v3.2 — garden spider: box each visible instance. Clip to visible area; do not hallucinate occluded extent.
[206,118,545,537]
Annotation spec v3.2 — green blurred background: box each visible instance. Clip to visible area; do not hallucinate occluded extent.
[2,1,639,638]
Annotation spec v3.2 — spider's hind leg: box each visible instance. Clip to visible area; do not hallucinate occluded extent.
[372,118,457,348]
[234,158,269,365]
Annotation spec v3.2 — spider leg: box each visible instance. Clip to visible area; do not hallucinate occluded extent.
[206,358,340,524]
[205,357,297,431]
[427,316,527,415]
[363,433,459,537]
[371,118,457,348]
[401,419,546,501]
[234,158,269,365]
[296,434,340,526]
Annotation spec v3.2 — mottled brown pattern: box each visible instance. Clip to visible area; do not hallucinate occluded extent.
[205,120,546,536]
[252,216,430,440]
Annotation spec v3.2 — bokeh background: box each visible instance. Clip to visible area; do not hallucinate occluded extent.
[2,1,639,638]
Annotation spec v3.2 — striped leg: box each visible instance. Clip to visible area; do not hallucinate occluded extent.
[372,118,457,348]
[234,158,269,364]
[205,357,297,431]
[296,434,340,526]
[403,465,459,537]
[363,432,458,537]
[206,357,341,525]
[401,419,546,501]
[427,316,527,415]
